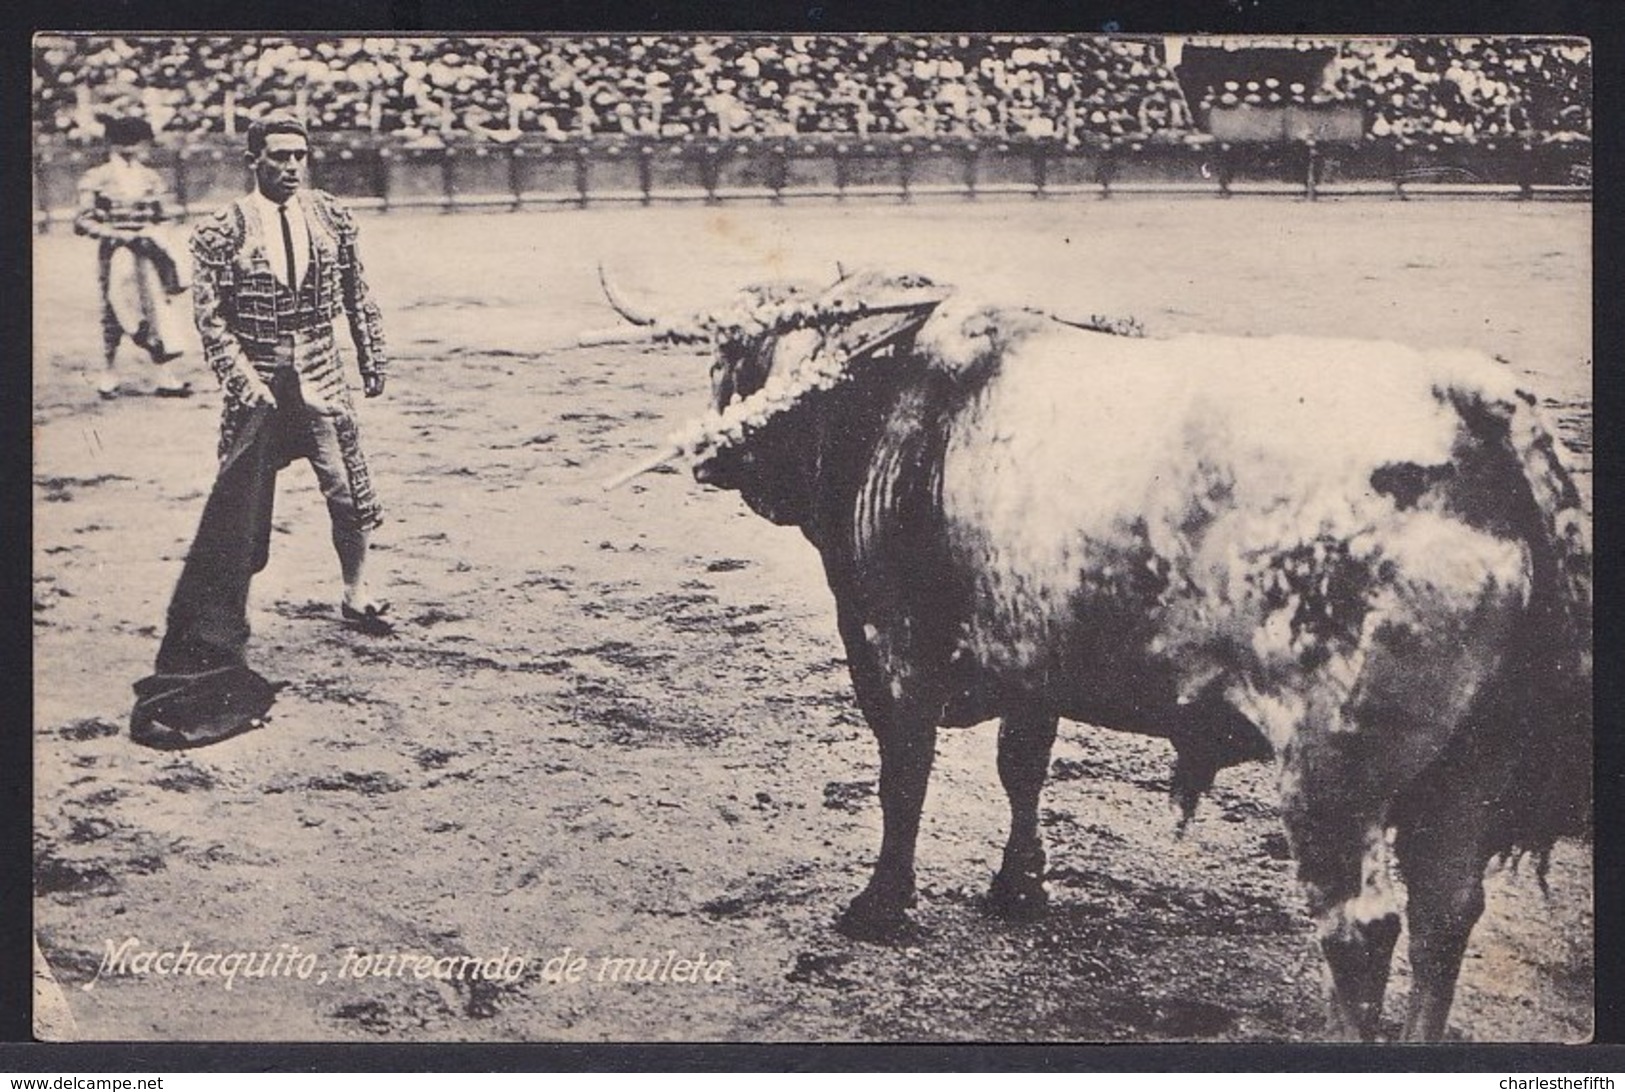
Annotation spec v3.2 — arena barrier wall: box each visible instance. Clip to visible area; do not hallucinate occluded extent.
[33,133,1592,227]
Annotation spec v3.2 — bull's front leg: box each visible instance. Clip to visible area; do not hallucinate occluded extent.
[839,710,939,940]
[834,612,945,941]
[987,707,1059,920]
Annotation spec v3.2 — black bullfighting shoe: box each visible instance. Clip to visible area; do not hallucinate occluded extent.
[341,601,395,637]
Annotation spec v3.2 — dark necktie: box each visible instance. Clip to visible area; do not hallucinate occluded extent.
[277,202,298,290]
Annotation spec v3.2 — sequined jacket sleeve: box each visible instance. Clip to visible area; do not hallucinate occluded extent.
[72,166,116,240]
[73,165,128,241]
[189,203,260,405]
[314,192,388,383]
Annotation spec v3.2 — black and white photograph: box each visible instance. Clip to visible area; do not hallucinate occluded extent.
[30,32,1593,1044]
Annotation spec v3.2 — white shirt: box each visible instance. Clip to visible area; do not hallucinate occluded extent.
[78,153,165,207]
[102,153,148,190]
[248,189,311,290]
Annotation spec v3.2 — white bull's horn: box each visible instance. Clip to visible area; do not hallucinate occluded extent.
[601,445,684,491]
[598,262,658,327]
[578,327,657,347]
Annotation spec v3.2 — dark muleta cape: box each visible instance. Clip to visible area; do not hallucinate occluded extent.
[129,393,293,748]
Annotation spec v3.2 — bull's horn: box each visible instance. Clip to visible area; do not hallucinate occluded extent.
[578,327,658,347]
[834,261,848,281]
[601,445,683,491]
[598,262,658,327]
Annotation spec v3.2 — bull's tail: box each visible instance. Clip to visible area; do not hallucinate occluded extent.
[1451,383,1593,871]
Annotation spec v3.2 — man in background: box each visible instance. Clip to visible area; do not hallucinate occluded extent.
[131,112,394,750]
[73,114,193,399]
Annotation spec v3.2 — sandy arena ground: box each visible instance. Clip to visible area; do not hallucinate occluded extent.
[33,196,1592,1043]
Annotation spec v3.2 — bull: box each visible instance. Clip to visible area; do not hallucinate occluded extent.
[595,268,1591,1041]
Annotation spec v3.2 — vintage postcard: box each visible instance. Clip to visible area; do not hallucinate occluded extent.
[31,32,1592,1044]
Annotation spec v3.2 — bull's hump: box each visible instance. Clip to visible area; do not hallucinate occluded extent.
[939,330,1475,521]
[934,331,1489,662]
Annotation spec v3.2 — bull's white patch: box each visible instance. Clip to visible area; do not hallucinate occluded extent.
[860,619,915,701]
[934,323,1527,716]
[1314,825,1401,939]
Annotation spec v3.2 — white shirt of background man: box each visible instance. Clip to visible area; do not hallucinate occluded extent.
[248,188,311,290]
[102,152,149,191]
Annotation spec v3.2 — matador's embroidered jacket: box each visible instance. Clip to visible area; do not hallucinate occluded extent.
[189,189,387,522]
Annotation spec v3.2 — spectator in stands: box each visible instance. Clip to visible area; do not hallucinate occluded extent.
[33,33,1588,148]
[73,115,193,399]
[1305,37,1589,144]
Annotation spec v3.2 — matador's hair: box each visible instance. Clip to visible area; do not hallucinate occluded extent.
[245,112,309,155]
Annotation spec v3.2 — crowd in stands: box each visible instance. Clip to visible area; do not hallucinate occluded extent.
[1320,38,1591,142]
[32,35,1193,145]
[33,34,1590,148]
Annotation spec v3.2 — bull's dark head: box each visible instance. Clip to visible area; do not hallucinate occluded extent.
[592,266,945,531]
[694,283,827,526]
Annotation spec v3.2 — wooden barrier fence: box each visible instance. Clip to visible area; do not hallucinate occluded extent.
[34,134,1592,227]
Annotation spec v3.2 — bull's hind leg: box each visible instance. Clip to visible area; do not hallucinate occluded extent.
[1279,734,1403,1042]
[1394,819,1488,1042]
[987,707,1059,920]
[1393,763,1504,1042]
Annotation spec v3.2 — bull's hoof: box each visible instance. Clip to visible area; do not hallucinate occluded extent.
[985,870,1049,921]
[835,889,917,943]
